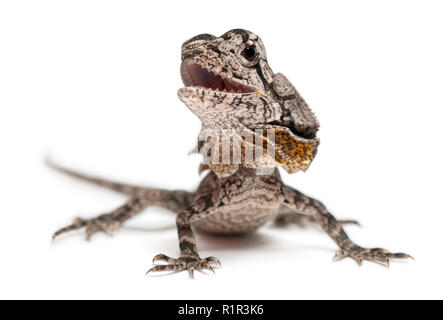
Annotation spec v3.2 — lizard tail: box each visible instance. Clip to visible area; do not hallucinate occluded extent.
[45,156,149,196]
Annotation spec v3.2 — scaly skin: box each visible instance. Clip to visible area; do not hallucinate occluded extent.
[51,29,412,277]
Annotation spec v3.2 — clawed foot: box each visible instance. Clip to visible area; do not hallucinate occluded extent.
[147,253,221,278]
[333,245,413,267]
[52,214,121,241]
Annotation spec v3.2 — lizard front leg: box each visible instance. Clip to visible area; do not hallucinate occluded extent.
[147,194,222,278]
[281,185,412,266]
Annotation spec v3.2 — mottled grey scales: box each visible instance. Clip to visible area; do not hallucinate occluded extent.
[50,29,412,278]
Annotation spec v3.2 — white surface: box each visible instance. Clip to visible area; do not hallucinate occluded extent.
[0,0,442,299]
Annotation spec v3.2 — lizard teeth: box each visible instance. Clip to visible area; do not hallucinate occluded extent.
[181,60,255,94]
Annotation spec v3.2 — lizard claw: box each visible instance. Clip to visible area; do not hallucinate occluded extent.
[205,256,222,266]
[52,215,121,241]
[147,253,221,278]
[152,254,178,264]
[333,245,413,267]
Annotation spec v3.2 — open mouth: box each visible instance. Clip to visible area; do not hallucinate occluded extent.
[181,60,255,93]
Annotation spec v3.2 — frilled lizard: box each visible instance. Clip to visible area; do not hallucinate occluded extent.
[50,29,411,277]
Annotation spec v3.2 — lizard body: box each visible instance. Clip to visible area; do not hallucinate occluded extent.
[51,29,411,277]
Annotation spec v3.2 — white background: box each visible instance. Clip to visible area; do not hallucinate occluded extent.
[1,0,442,299]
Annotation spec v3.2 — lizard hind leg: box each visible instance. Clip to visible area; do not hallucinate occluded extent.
[49,160,195,241]
[274,208,360,228]
[52,197,150,241]
[52,189,194,241]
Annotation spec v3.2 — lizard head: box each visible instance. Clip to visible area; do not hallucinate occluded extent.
[178,29,320,176]
[179,30,268,96]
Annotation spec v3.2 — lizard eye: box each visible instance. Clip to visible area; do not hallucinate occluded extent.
[243,45,257,61]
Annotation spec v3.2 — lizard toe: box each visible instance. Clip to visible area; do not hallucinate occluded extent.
[147,254,221,278]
